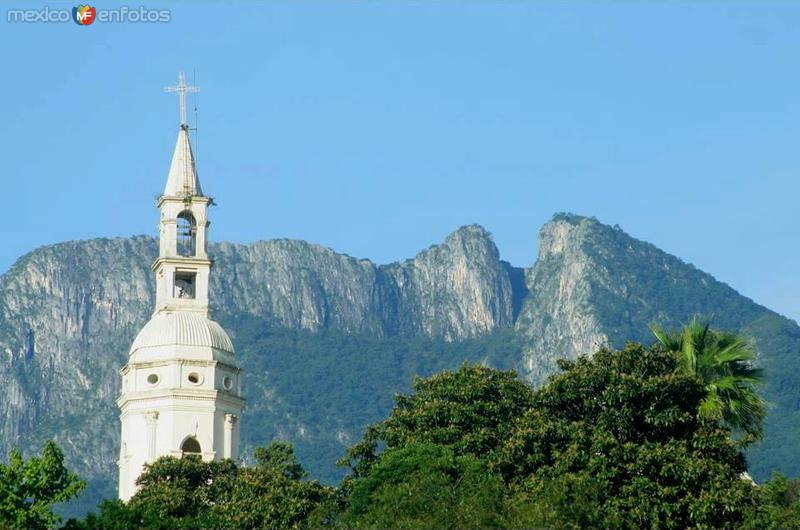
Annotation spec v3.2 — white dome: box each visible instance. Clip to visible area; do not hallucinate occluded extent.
[130,311,234,354]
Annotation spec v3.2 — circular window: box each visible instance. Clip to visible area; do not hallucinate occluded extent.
[187,372,202,385]
[147,373,159,385]
[222,376,233,390]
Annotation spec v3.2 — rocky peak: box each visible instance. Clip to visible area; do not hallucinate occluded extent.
[515,212,774,383]
[514,215,608,382]
[442,224,496,250]
[383,225,513,340]
[537,213,597,259]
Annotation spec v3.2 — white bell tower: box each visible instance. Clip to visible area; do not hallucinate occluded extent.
[117,72,244,501]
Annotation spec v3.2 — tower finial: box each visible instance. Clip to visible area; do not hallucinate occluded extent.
[164,71,199,129]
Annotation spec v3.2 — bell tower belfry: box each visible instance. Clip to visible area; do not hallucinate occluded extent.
[155,72,209,313]
[117,72,244,501]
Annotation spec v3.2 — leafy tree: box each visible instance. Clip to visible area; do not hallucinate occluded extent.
[342,443,506,530]
[0,441,85,530]
[339,364,534,478]
[68,445,332,530]
[497,343,758,529]
[254,440,307,479]
[741,473,800,529]
[651,316,767,440]
[208,466,333,530]
[67,456,238,529]
[127,456,237,528]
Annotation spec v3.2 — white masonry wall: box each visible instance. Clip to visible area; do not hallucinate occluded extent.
[118,348,243,501]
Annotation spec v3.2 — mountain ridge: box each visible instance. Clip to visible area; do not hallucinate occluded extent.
[1,213,798,516]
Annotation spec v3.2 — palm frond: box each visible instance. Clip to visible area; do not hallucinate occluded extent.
[649,323,679,351]
[650,316,767,439]
[713,340,757,365]
[698,394,724,421]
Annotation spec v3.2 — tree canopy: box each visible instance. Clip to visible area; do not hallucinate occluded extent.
[336,345,763,529]
[339,364,534,479]
[0,441,85,530]
[68,442,333,530]
[342,443,505,529]
[498,343,757,529]
[254,440,307,480]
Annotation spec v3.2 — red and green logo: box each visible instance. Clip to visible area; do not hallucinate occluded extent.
[73,5,96,25]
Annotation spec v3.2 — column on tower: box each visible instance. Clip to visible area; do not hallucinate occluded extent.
[223,413,238,459]
[145,411,159,463]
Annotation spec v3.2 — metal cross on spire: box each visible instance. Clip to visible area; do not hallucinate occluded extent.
[164,71,199,129]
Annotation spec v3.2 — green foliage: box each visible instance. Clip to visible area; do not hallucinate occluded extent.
[498,343,757,529]
[335,345,762,529]
[254,440,307,480]
[68,447,333,530]
[332,364,534,528]
[742,473,800,529]
[129,456,238,526]
[204,466,332,530]
[342,443,506,530]
[651,316,766,441]
[339,364,534,479]
[0,441,85,530]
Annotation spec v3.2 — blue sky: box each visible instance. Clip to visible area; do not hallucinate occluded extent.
[1,2,799,321]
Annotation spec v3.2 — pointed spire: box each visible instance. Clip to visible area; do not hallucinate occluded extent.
[163,71,203,197]
[164,127,203,196]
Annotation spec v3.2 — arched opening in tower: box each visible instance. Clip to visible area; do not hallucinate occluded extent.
[181,436,202,455]
[176,211,197,257]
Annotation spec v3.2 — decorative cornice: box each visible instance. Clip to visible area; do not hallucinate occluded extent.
[118,389,245,409]
[157,195,211,208]
[151,256,213,271]
[125,359,240,371]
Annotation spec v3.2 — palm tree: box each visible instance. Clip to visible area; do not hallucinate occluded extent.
[650,316,766,441]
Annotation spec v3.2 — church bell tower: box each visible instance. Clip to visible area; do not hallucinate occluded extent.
[117,72,244,501]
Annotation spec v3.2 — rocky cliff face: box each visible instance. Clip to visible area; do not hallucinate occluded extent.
[1,214,798,512]
[0,237,156,481]
[211,239,384,334]
[381,225,514,340]
[210,224,514,339]
[515,216,610,383]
